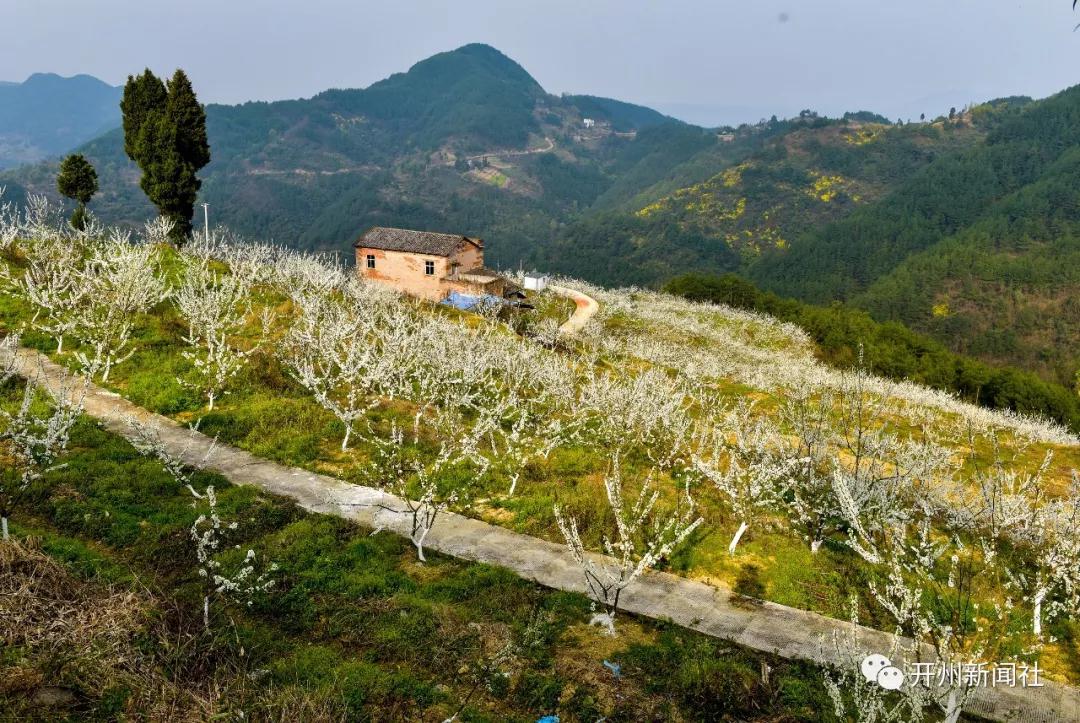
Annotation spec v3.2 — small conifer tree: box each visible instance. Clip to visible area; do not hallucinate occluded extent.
[55,154,98,231]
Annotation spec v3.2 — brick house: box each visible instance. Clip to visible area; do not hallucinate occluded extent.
[353,226,518,301]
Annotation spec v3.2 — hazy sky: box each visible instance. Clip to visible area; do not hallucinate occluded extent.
[4,0,1079,125]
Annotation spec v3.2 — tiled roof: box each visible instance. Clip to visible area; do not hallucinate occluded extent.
[353,227,482,257]
[459,266,502,279]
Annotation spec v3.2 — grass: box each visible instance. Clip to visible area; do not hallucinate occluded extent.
[0,377,839,720]
[2,243,1077,685]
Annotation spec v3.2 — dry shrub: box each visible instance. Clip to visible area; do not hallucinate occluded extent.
[0,538,145,652]
[250,685,349,722]
[0,538,205,718]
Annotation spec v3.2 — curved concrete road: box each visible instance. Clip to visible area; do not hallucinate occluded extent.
[549,284,599,334]
[3,343,1077,723]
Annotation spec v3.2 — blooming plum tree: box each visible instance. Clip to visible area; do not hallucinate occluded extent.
[693,402,796,554]
[0,370,83,539]
[174,259,267,411]
[189,484,276,630]
[553,454,702,633]
[71,231,169,381]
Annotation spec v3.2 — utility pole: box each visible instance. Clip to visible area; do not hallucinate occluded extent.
[202,203,210,244]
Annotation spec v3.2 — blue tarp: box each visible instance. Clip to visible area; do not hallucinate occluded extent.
[441,291,504,311]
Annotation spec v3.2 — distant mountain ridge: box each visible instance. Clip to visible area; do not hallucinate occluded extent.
[531,113,982,286]
[0,73,121,168]
[2,44,687,266]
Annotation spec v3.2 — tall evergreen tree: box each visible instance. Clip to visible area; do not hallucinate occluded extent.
[165,70,210,171]
[120,69,167,163]
[56,153,98,230]
[137,112,197,234]
[120,68,210,244]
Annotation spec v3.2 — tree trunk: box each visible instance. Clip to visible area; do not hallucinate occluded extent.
[810,539,823,553]
[207,394,215,412]
[203,595,210,630]
[56,335,63,354]
[341,424,351,452]
[1034,589,1046,636]
[1,516,8,541]
[728,521,749,555]
[413,523,431,562]
[588,611,616,636]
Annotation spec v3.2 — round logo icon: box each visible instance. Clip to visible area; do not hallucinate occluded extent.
[877,665,904,690]
[861,654,892,683]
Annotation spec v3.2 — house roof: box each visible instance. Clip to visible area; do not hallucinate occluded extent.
[458,265,503,282]
[353,226,483,257]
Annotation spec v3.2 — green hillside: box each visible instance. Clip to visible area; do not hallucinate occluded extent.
[7,49,1080,387]
[4,228,1079,717]
[748,90,1080,384]
[664,272,1080,431]
[531,91,1080,387]
[560,94,670,132]
[533,114,984,286]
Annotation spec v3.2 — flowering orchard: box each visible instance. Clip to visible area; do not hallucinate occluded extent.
[2,202,1079,693]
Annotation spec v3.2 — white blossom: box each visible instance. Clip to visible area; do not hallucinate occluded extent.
[362,419,473,562]
[692,401,797,554]
[189,484,275,630]
[174,257,267,410]
[17,234,89,354]
[0,368,84,539]
[70,231,169,381]
[0,333,18,386]
[125,416,218,496]
[0,187,19,250]
[553,454,702,632]
[278,290,387,450]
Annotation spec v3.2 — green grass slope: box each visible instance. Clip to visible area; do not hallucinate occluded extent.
[0,383,831,721]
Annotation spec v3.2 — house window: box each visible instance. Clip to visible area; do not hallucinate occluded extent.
[366,254,375,269]
[424,260,435,276]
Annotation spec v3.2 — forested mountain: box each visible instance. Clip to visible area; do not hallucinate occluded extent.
[534,92,1080,387]
[0,73,121,168]
[531,113,987,286]
[746,91,1080,385]
[1,44,692,267]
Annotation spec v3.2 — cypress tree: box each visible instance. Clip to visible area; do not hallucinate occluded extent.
[56,153,98,230]
[137,113,195,234]
[120,68,210,244]
[166,70,210,171]
[120,69,167,163]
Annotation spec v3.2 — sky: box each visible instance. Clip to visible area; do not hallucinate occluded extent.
[3,0,1079,126]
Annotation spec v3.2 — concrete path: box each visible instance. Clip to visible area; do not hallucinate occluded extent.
[4,343,1077,723]
[457,136,556,163]
[549,284,599,335]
